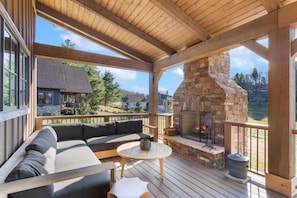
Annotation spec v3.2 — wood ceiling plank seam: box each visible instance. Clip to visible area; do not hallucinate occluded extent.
[36,3,152,62]
[193,0,243,23]
[208,6,266,35]
[67,0,74,19]
[130,1,152,29]
[75,0,176,55]
[184,0,212,17]
[105,0,115,12]
[88,12,97,29]
[149,22,189,45]
[198,0,255,31]
[190,0,232,21]
[110,0,126,18]
[177,0,201,13]
[211,9,268,36]
[133,4,159,33]
[118,0,134,20]
[150,0,211,40]
[126,0,150,27]
[143,11,172,35]
[204,2,264,32]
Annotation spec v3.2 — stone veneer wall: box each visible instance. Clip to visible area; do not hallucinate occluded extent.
[173,52,248,145]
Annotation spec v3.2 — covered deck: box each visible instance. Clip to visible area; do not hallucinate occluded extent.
[1,0,297,197]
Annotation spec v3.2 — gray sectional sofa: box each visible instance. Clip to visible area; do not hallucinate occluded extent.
[4,120,152,198]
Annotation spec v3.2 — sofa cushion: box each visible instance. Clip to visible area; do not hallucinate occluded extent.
[115,120,143,134]
[50,124,83,141]
[54,140,110,198]
[83,122,116,139]
[26,126,57,164]
[5,150,54,198]
[86,133,150,152]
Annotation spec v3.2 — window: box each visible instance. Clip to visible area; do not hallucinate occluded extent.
[19,52,28,106]
[38,91,53,105]
[3,28,18,109]
[0,19,29,111]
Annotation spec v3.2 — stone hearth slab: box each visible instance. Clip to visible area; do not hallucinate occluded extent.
[163,135,225,168]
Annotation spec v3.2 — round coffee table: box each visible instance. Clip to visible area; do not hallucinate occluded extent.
[117,141,172,180]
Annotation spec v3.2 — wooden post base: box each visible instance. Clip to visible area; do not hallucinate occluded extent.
[265,173,297,197]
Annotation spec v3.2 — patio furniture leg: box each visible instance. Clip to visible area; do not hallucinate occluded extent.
[120,158,126,177]
[159,159,164,180]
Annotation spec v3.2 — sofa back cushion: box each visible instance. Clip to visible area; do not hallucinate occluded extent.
[5,150,54,198]
[49,124,83,141]
[115,120,143,134]
[26,126,57,165]
[83,122,116,139]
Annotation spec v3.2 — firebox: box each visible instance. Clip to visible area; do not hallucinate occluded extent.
[180,111,215,148]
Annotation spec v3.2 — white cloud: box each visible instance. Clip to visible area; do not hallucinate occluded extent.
[172,67,184,78]
[130,86,148,94]
[96,66,137,84]
[60,32,104,52]
[230,46,268,72]
[60,31,126,58]
[158,85,168,93]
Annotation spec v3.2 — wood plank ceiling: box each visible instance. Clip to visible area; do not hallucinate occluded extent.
[35,0,297,72]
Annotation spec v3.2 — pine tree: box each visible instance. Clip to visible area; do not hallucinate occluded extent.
[102,71,121,106]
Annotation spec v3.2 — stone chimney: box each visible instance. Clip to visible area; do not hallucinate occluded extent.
[173,52,248,145]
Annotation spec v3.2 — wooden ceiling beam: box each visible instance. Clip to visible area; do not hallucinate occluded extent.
[241,40,268,60]
[150,0,211,41]
[36,2,152,62]
[154,11,277,71]
[259,0,281,12]
[75,0,176,55]
[278,1,297,28]
[34,43,153,72]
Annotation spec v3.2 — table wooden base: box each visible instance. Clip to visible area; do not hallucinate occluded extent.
[120,158,165,180]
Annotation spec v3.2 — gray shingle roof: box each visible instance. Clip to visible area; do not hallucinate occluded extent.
[37,58,92,94]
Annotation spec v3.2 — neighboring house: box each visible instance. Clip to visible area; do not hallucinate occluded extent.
[158,91,173,113]
[37,58,92,116]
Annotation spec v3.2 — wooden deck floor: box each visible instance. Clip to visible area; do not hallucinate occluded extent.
[103,153,286,198]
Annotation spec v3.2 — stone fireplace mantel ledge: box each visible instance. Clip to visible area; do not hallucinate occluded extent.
[163,135,224,155]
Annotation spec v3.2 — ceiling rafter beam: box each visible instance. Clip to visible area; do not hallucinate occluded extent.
[36,2,152,62]
[241,40,268,60]
[259,0,281,12]
[154,11,278,71]
[278,1,297,28]
[34,43,153,72]
[75,0,176,55]
[150,0,211,41]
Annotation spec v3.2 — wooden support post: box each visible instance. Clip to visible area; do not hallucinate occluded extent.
[148,71,163,141]
[224,122,235,155]
[266,25,297,197]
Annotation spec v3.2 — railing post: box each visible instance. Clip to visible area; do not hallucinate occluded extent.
[224,122,235,155]
[165,115,173,128]
[35,117,43,130]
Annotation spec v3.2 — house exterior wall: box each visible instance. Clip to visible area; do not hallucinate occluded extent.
[0,0,35,166]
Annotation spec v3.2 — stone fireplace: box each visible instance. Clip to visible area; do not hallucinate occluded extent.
[173,52,248,146]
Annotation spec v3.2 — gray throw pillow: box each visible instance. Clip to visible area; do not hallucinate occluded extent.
[5,150,54,198]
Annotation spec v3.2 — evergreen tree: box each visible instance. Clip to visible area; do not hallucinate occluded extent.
[102,71,122,106]
[134,101,143,113]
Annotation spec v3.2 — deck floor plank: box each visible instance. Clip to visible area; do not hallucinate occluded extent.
[103,153,287,198]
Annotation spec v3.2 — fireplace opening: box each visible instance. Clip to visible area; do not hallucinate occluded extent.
[180,111,215,148]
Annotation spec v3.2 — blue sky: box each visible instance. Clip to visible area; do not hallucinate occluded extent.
[36,17,268,96]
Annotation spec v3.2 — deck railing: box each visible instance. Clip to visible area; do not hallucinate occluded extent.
[224,121,268,175]
[35,113,173,140]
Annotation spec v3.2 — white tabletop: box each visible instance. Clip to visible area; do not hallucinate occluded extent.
[117,141,172,160]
